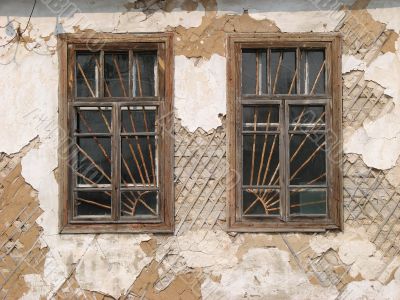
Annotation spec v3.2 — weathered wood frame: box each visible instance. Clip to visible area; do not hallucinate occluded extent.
[227,33,343,232]
[58,33,174,233]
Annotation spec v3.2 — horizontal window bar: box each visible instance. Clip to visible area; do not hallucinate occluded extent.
[242,131,280,134]
[242,214,282,219]
[71,216,113,222]
[242,185,280,189]
[70,217,162,224]
[288,130,326,134]
[120,132,157,137]
[120,185,158,191]
[289,185,327,188]
[71,100,161,105]
[73,187,112,191]
[73,133,112,137]
[75,96,160,101]
[119,215,160,221]
[241,95,330,101]
[289,214,327,218]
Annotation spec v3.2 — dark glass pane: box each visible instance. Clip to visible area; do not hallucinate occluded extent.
[289,105,325,131]
[260,51,267,94]
[121,190,158,217]
[242,50,256,95]
[121,106,156,133]
[133,52,157,97]
[300,49,326,94]
[289,134,326,185]
[121,136,156,185]
[76,137,111,185]
[271,49,296,94]
[243,106,279,132]
[243,189,280,216]
[290,188,326,215]
[243,134,279,186]
[104,52,129,97]
[76,107,112,133]
[76,52,99,97]
[241,49,267,95]
[76,190,111,216]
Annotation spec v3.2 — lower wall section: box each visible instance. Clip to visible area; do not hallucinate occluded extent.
[1,118,400,299]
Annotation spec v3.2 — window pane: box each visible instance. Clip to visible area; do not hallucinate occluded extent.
[121,106,156,133]
[241,50,267,95]
[289,105,325,131]
[121,136,156,186]
[243,134,280,186]
[75,137,111,185]
[76,52,100,97]
[76,107,112,134]
[290,188,326,215]
[133,52,157,97]
[243,189,280,216]
[121,190,158,217]
[300,49,326,94]
[243,105,279,132]
[271,49,296,94]
[76,190,111,216]
[289,134,326,185]
[104,52,129,97]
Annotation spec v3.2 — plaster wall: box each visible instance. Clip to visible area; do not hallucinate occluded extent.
[1,0,400,299]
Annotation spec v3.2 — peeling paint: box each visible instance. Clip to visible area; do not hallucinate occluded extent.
[174,54,226,131]
[75,235,152,298]
[202,247,339,299]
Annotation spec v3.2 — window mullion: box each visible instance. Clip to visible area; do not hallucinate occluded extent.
[111,102,121,221]
[129,50,133,98]
[99,50,104,98]
[281,100,289,221]
[296,47,300,95]
[267,48,271,95]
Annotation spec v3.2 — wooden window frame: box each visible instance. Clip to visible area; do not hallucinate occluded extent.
[58,33,174,233]
[226,33,343,232]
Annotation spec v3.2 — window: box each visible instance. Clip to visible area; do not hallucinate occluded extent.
[227,34,342,232]
[58,33,174,233]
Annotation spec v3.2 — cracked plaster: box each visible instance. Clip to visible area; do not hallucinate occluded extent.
[344,37,400,169]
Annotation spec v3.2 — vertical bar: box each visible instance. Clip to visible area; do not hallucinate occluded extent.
[267,48,271,95]
[99,50,104,98]
[154,51,159,97]
[282,101,289,221]
[161,34,174,227]
[155,107,160,187]
[255,49,261,95]
[305,51,309,94]
[324,102,329,216]
[132,52,137,97]
[236,43,243,221]
[68,46,77,220]
[111,103,120,220]
[157,43,165,99]
[325,45,331,95]
[129,50,133,98]
[296,47,301,95]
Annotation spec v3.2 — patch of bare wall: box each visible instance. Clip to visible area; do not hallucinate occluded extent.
[0,139,47,299]
[1,0,400,299]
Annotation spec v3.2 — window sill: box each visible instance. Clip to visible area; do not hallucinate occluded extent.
[59,222,174,234]
[227,219,342,233]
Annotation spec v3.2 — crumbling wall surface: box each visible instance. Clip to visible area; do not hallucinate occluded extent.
[1,0,400,299]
